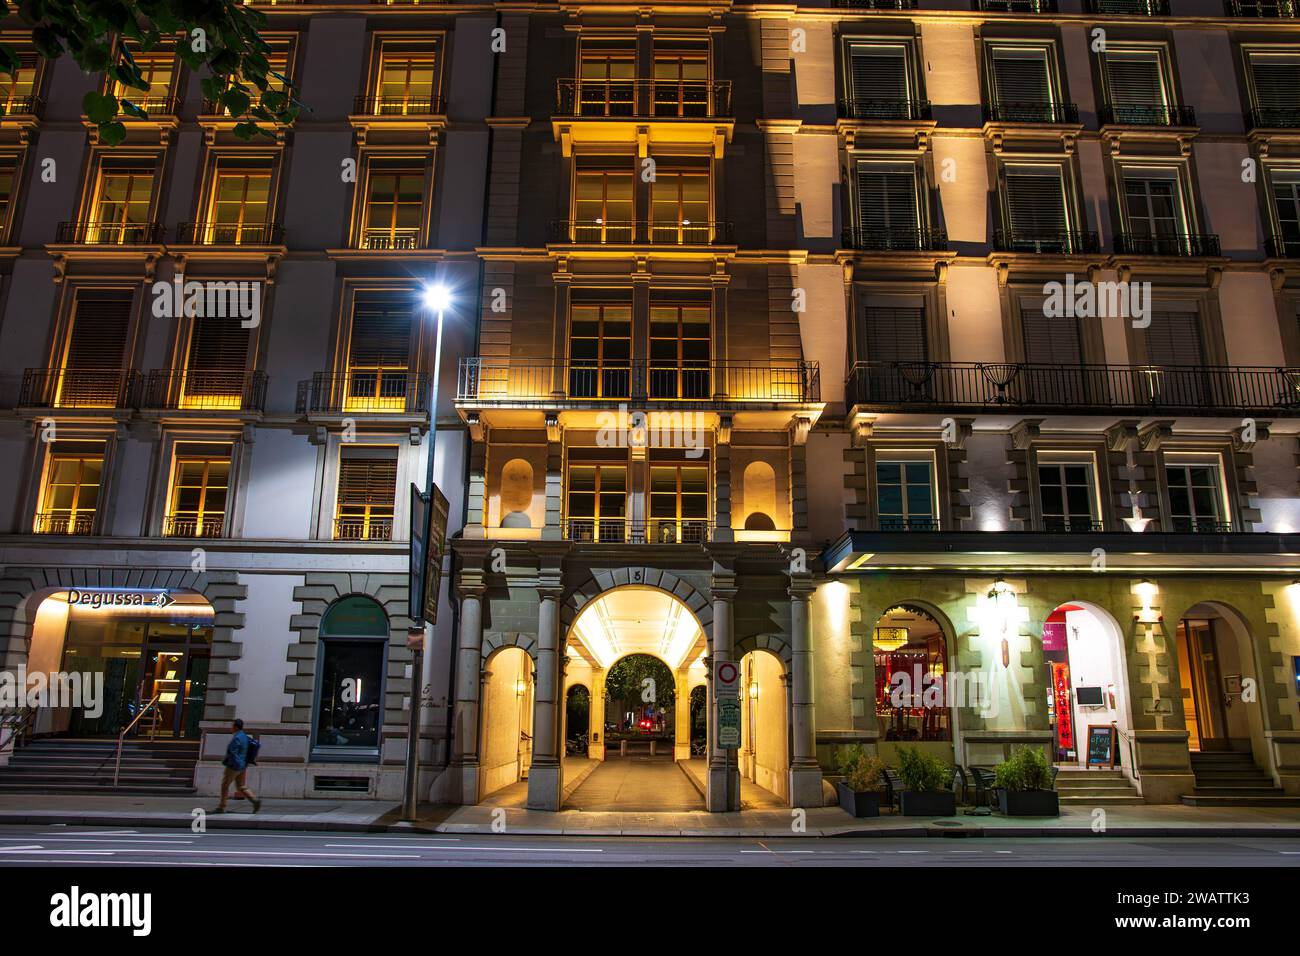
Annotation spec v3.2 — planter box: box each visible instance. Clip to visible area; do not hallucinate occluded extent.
[836,781,882,818]
[899,790,957,817]
[997,788,1060,817]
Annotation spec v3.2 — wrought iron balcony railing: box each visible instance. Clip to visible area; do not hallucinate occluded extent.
[0,95,45,118]
[141,369,268,412]
[358,228,421,251]
[1224,0,1296,15]
[548,220,734,245]
[34,512,96,535]
[877,517,941,531]
[1164,517,1236,533]
[992,229,1101,254]
[1249,107,1300,130]
[115,94,183,117]
[1114,232,1221,257]
[457,358,821,405]
[1084,0,1169,13]
[333,516,395,541]
[984,101,1079,124]
[1267,234,1300,258]
[832,0,917,7]
[352,95,445,116]
[55,221,164,245]
[565,517,710,545]
[297,371,431,415]
[19,368,137,409]
[845,362,1300,414]
[174,221,284,245]
[1099,103,1197,127]
[554,79,733,119]
[1039,517,1106,533]
[975,0,1057,10]
[841,226,949,252]
[163,514,226,538]
[838,98,932,121]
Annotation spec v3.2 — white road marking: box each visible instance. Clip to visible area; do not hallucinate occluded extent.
[393,845,603,853]
[0,837,194,845]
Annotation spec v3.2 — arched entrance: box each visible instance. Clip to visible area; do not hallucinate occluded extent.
[738,648,788,805]
[1175,602,1262,757]
[478,645,534,801]
[870,604,955,766]
[564,684,590,757]
[23,588,216,739]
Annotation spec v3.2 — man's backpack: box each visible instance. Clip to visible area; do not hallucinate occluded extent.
[245,736,261,766]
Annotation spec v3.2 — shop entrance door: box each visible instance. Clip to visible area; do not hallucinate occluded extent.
[1177,618,1230,753]
[137,624,212,739]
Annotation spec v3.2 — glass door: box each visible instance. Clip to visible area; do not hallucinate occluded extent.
[138,623,212,738]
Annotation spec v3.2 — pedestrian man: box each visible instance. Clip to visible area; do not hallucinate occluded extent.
[215,718,262,813]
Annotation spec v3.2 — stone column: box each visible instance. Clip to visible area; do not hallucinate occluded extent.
[447,577,485,804]
[707,566,741,811]
[788,574,823,807]
[674,670,691,761]
[527,584,563,810]
[589,668,606,761]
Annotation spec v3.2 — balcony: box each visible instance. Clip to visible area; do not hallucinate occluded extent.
[1224,0,1296,14]
[1084,0,1169,12]
[1038,517,1106,533]
[55,221,164,245]
[984,102,1080,124]
[1162,518,1236,533]
[1113,232,1221,257]
[877,517,941,532]
[1,95,45,118]
[297,371,430,416]
[141,369,268,413]
[845,362,1300,415]
[1249,107,1300,130]
[19,368,137,409]
[548,220,734,246]
[554,80,732,120]
[841,226,949,252]
[831,0,917,7]
[838,98,932,122]
[992,230,1101,255]
[1099,104,1196,127]
[565,517,710,545]
[174,221,285,246]
[358,228,421,251]
[458,359,821,406]
[163,515,225,538]
[33,512,95,535]
[116,94,182,117]
[1267,234,1300,258]
[352,95,445,117]
[334,516,395,541]
[974,0,1057,10]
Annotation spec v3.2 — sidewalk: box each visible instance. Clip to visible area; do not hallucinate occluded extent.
[1,792,1299,837]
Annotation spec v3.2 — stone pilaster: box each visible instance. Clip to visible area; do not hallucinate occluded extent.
[446,574,485,804]
[527,578,564,810]
[707,563,741,811]
[787,573,823,807]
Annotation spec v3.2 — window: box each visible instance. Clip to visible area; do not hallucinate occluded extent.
[872,604,950,742]
[1165,460,1228,532]
[875,459,936,530]
[569,294,632,398]
[345,295,414,411]
[1268,168,1300,254]
[204,161,273,243]
[578,39,636,116]
[1002,164,1072,250]
[0,160,16,240]
[854,162,920,247]
[573,165,634,242]
[567,461,628,542]
[55,291,133,407]
[1145,311,1206,367]
[649,167,710,243]
[863,306,927,365]
[649,297,711,398]
[36,443,104,534]
[1122,168,1186,239]
[1101,49,1174,124]
[111,54,176,112]
[360,161,425,249]
[649,463,709,543]
[844,42,913,118]
[181,314,251,409]
[335,448,397,541]
[1245,50,1300,126]
[0,51,39,113]
[88,165,156,243]
[1022,305,1089,402]
[374,44,439,113]
[653,40,709,117]
[988,46,1060,120]
[313,596,388,756]
[1037,459,1099,531]
[165,443,231,538]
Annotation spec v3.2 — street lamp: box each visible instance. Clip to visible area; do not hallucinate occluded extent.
[401,281,452,823]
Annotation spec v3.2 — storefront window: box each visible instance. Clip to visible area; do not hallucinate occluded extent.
[313,596,389,757]
[872,605,951,742]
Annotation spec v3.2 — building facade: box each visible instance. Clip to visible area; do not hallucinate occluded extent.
[2,0,1300,809]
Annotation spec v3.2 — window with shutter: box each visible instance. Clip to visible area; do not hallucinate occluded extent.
[1003,165,1069,248]
[855,163,919,247]
[346,297,413,412]
[1249,52,1300,125]
[846,43,911,117]
[1104,49,1169,123]
[58,291,133,407]
[335,449,398,540]
[990,47,1053,105]
[1021,307,1089,403]
[182,315,250,408]
[1145,310,1209,406]
[863,306,927,364]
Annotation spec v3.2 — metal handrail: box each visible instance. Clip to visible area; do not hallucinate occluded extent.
[0,707,36,756]
[1112,723,1140,780]
[113,694,162,786]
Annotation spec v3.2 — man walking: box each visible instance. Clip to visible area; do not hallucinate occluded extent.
[215,718,261,813]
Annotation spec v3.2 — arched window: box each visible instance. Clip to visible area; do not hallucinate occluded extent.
[500,458,534,528]
[313,596,389,758]
[872,604,951,742]
[742,460,777,531]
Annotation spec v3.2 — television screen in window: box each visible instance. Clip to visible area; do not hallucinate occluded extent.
[1074,685,1104,706]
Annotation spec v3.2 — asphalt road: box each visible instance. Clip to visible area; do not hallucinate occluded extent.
[1,825,1299,866]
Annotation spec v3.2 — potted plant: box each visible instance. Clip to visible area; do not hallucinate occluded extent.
[896,746,957,816]
[834,745,885,818]
[993,746,1059,816]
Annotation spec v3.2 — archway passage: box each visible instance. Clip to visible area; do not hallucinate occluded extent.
[1042,602,1133,768]
[477,646,534,805]
[561,586,708,811]
[737,650,789,808]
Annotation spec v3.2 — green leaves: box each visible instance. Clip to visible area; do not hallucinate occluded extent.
[82,90,118,124]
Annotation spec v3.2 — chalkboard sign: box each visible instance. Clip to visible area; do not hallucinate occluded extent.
[1086,724,1116,768]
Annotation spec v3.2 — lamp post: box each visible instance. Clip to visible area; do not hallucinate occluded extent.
[401,282,451,823]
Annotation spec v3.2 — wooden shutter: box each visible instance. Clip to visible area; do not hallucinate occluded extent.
[849,46,908,101]
[1105,53,1164,105]
[864,307,927,363]
[337,452,398,506]
[1250,54,1300,110]
[1005,168,1067,234]
[1145,311,1205,366]
[187,316,249,374]
[348,299,412,369]
[856,165,918,234]
[1022,308,1082,365]
[65,292,131,370]
[992,51,1050,102]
